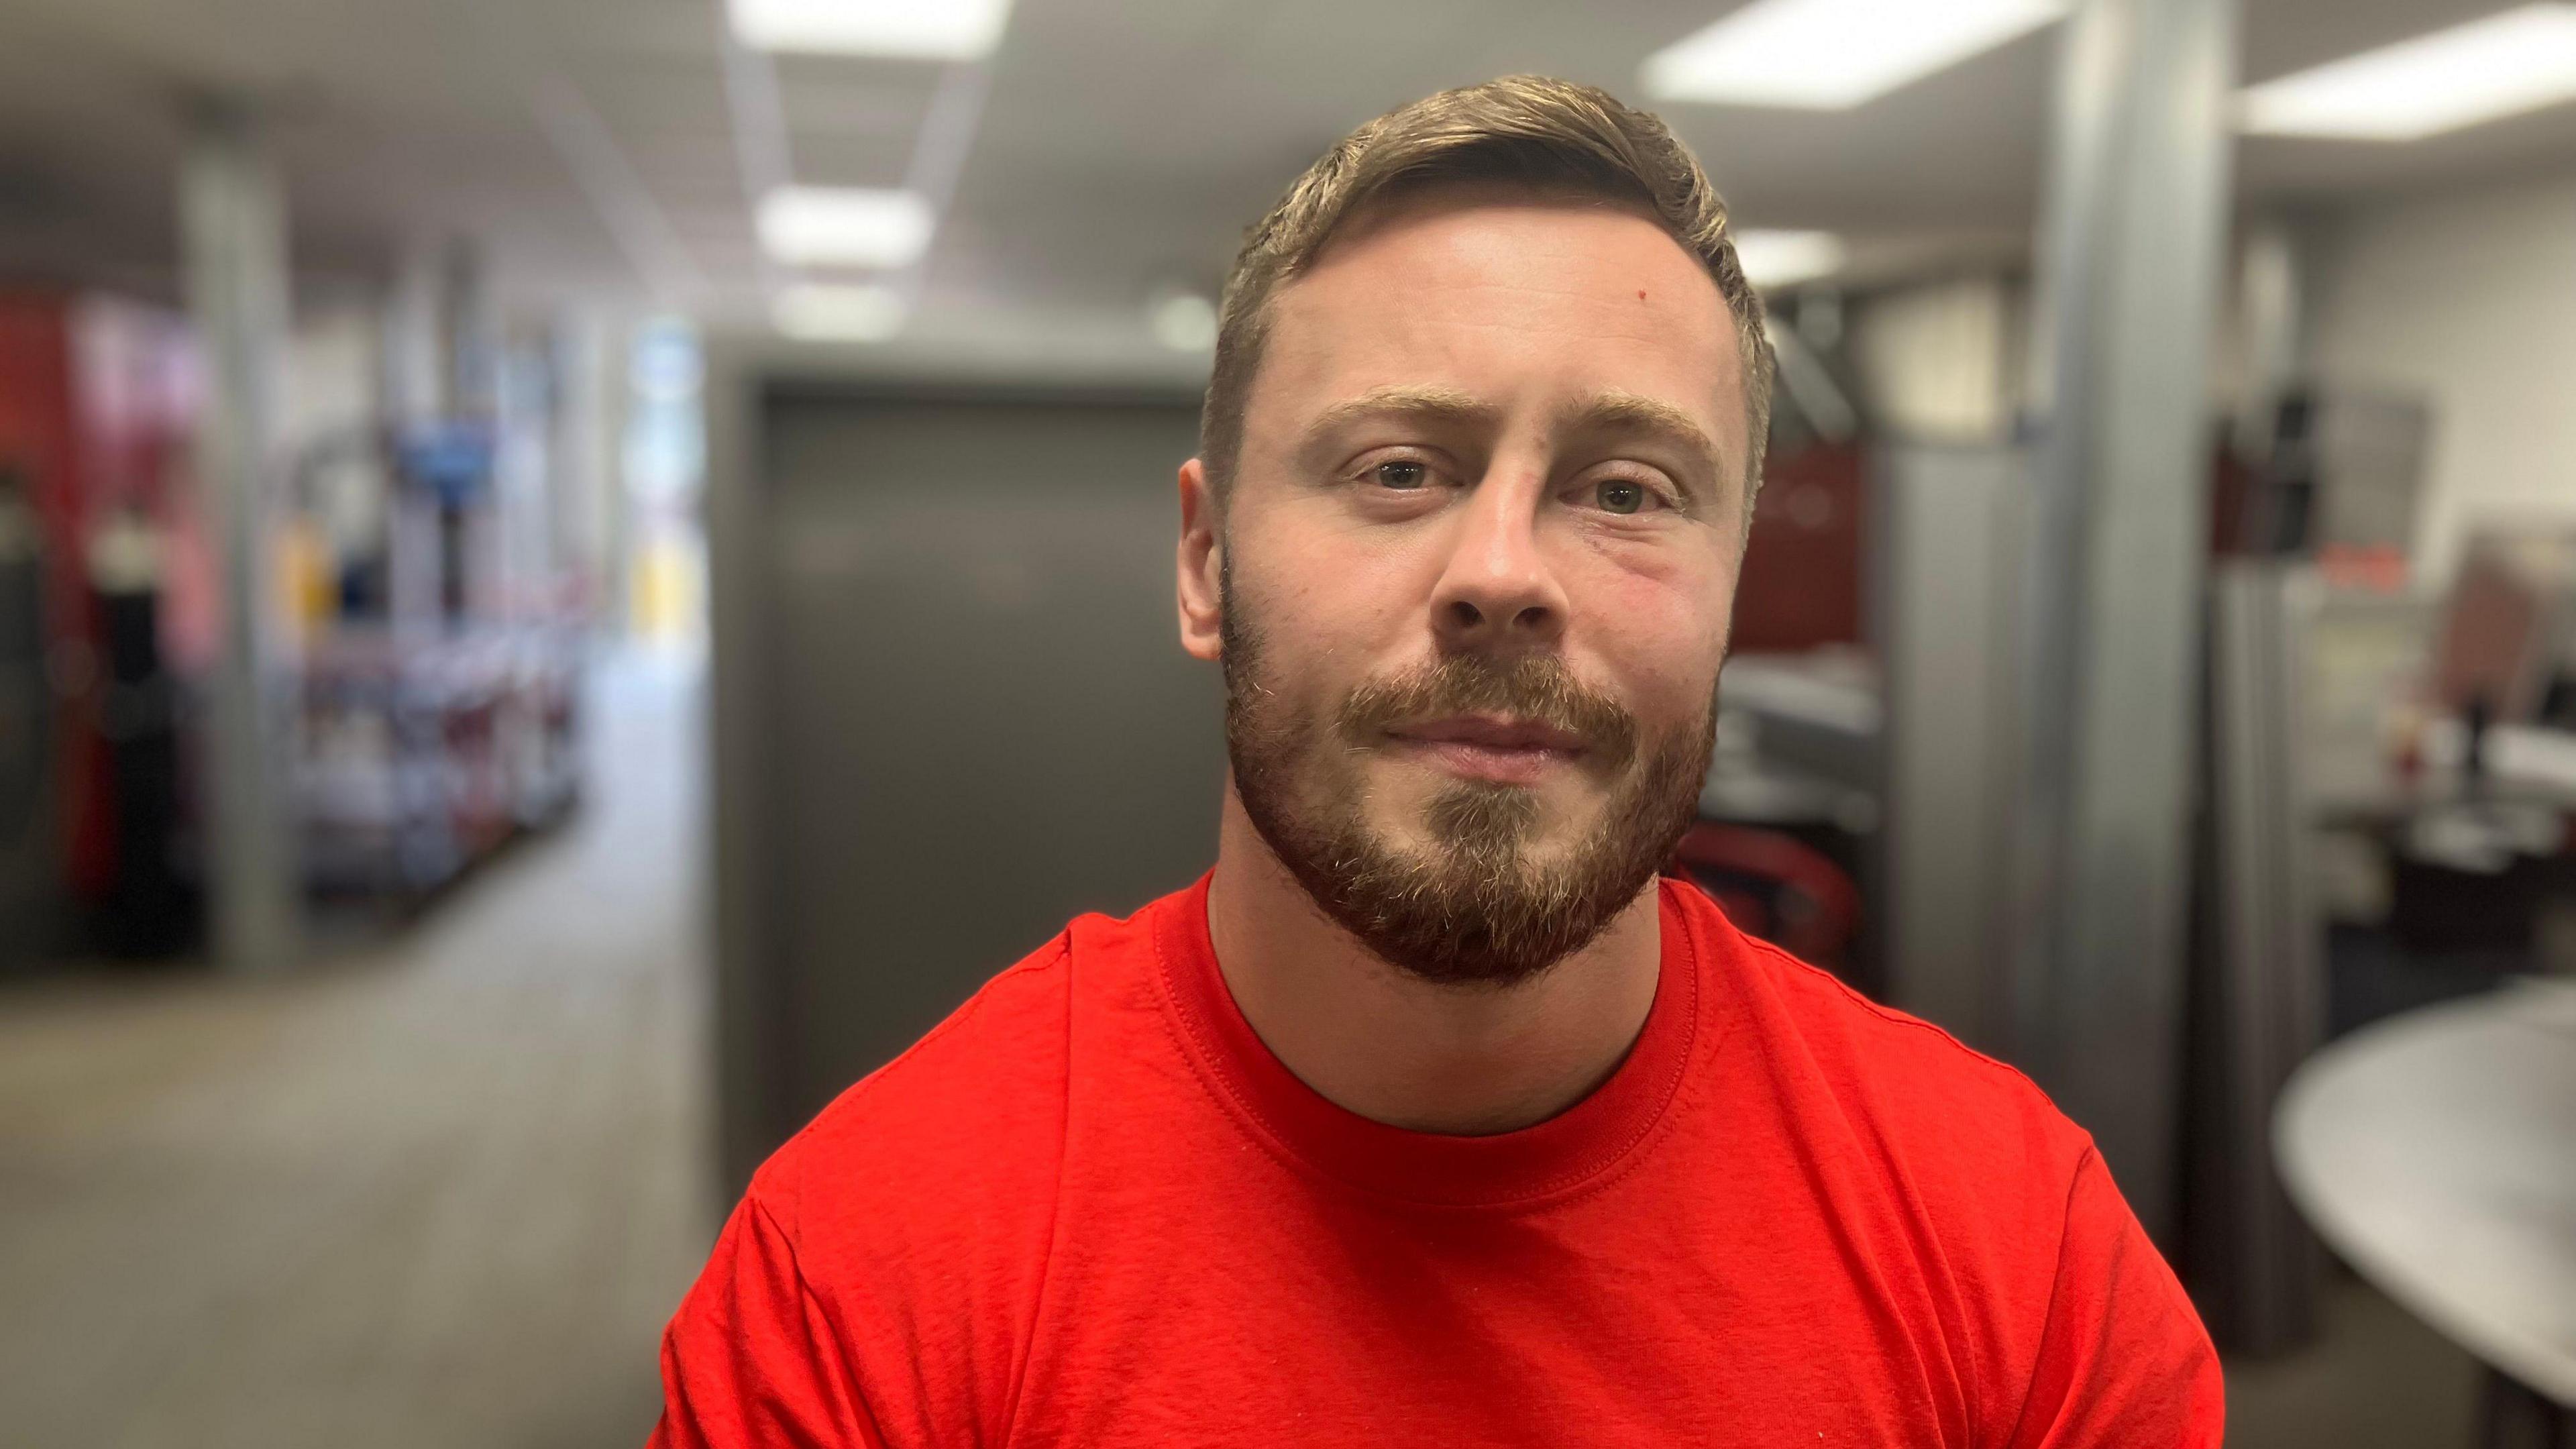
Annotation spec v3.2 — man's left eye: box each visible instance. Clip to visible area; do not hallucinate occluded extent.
[1594,479,1656,515]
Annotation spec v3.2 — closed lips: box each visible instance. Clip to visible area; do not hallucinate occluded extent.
[1387,716,1586,753]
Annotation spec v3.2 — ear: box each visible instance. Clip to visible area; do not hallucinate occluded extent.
[1177,457,1225,662]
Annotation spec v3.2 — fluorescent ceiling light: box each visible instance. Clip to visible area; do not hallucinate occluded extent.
[2239,4,2576,141]
[757,187,934,269]
[729,0,1012,59]
[772,283,908,342]
[1150,293,1218,352]
[1732,230,1847,288]
[1644,0,2065,109]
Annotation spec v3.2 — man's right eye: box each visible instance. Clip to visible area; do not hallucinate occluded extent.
[1371,460,1431,490]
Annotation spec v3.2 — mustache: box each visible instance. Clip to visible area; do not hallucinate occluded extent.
[1336,653,1640,769]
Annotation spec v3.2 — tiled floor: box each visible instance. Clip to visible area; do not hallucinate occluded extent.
[0,651,713,1449]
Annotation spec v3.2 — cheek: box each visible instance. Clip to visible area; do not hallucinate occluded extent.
[1230,539,1405,718]
[1564,541,1735,707]
[1258,504,1444,646]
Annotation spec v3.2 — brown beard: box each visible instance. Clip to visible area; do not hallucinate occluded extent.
[1219,555,1715,988]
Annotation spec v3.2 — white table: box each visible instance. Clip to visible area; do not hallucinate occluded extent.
[2275,979,2576,1439]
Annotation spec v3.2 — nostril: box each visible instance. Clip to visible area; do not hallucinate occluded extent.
[1447,600,1483,629]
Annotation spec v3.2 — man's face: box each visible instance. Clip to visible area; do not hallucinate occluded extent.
[1195,186,1752,987]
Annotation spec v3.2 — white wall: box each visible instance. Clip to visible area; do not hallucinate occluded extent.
[1846,274,2024,443]
[2306,173,2576,586]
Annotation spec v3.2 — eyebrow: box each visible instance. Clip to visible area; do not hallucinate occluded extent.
[1551,390,1728,488]
[1299,384,1501,449]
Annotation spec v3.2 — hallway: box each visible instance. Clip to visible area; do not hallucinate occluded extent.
[0,652,713,1449]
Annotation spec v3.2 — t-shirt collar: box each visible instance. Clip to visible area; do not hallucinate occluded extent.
[1150,868,1705,1210]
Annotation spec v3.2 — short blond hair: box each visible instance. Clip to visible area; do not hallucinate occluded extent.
[1201,74,1774,504]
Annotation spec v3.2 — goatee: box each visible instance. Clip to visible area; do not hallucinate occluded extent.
[1220,568,1713,989]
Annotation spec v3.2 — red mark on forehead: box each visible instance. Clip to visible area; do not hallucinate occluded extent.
[1637,289,1648,300]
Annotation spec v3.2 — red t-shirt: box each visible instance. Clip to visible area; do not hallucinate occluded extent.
[653,871,2221,1446]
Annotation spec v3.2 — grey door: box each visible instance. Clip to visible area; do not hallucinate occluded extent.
[730,390,1223,1179]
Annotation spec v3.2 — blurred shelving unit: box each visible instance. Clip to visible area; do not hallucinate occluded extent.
[0,281,598,960]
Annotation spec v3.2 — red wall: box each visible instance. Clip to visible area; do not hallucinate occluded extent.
[1733,439,1864,653]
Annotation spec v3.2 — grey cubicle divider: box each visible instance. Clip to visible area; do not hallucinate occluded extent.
[2186,561,2328,1353]
[1870,441,2029,1059]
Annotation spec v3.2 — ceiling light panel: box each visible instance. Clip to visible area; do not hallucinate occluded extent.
[773,283,909,342]
[757,187,935,269]
[1731,230,1848,288]
[1644,0,2065,109]
[2239,4,2576,141]
[729,0,1014,59]
[1150,293,1218,353]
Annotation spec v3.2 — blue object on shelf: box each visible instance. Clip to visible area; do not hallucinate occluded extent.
[394,423,496,507]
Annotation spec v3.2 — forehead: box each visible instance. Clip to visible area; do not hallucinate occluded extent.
[1250,185,1748,469]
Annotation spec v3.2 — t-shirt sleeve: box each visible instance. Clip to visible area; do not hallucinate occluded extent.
[2002,1146,2226,1449]
[649,1191,888,1449]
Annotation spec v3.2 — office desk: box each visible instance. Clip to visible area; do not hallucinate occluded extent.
[2275,979,2576,1442]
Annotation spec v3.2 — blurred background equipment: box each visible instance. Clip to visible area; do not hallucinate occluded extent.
[0,291,205,960]
[3,0,2576,1444]
[1664,818,1863,972]
[0,459,48,971]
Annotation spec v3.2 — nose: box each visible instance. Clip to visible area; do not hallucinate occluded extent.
[1427,468,1569,652]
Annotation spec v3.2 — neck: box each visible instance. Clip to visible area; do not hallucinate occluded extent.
[1205,784,1664,1135]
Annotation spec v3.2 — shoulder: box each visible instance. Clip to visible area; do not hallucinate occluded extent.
[737,912,1087,1361]
[746,883,1185,1287]
[1672,880,2095,1216]
[1667,885,2214,1438]
[673,925,1090,1442]
[752,922,1071,1242]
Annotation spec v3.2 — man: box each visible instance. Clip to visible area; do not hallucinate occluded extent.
[653,76,2222,1446]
